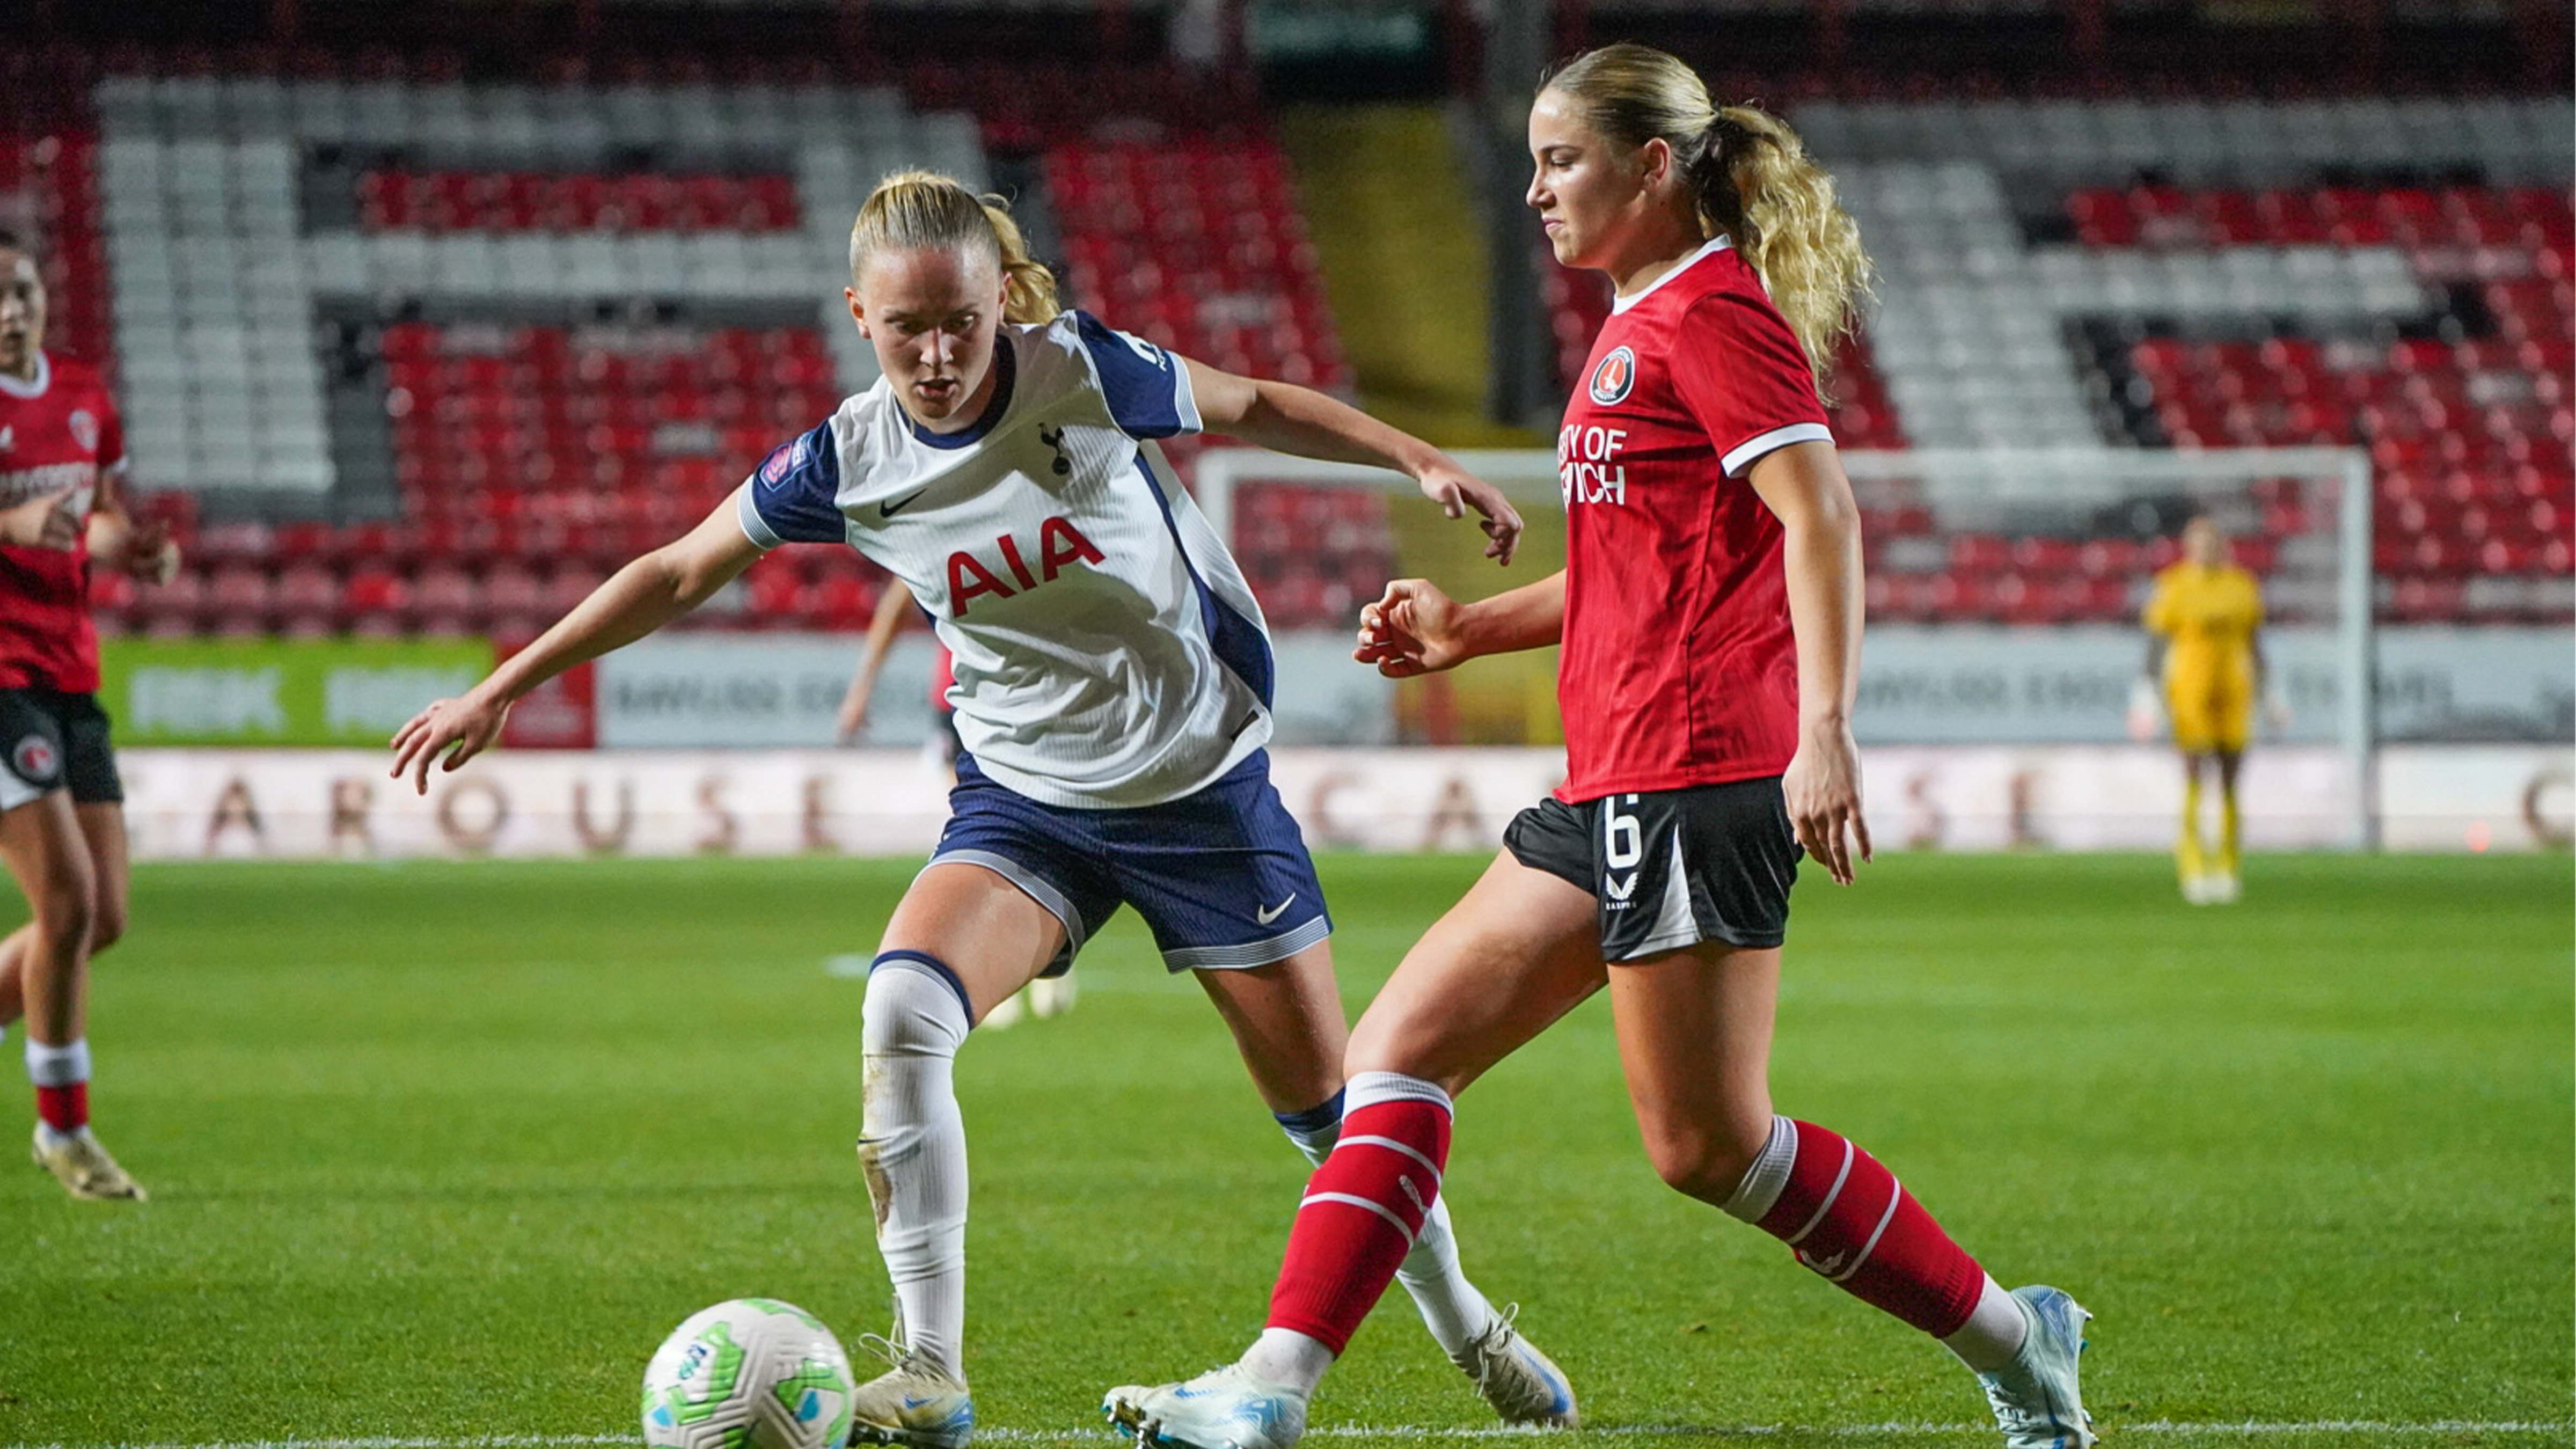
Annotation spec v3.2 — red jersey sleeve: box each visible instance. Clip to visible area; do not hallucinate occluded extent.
[1668,291,1833,478]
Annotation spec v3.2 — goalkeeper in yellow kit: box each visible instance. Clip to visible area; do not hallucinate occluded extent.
[2132,516,2282,904]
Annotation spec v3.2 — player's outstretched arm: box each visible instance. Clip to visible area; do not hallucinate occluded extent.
[1180,357,1522,565]
[1748,440,1872,885]
[1356,570,1566,677]
[390,500,764,793]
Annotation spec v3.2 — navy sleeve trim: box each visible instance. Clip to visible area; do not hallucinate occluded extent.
[1073,310,1202,440]
[740,420,847,545]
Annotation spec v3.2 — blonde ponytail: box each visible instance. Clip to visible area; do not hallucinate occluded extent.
[1693,106,1870,399]
[1541,43,1870,401]
[976,196,1062,325]
[850,170,1061,325]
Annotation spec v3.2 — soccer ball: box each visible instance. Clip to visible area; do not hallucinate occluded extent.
[640,1298,858,1449]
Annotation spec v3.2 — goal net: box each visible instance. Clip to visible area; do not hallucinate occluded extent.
[1191,444,2376,849]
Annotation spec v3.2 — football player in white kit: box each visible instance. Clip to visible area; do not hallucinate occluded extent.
[391,171,1576,1446]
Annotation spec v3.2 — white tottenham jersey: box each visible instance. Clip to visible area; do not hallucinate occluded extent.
[735,310,1275,809]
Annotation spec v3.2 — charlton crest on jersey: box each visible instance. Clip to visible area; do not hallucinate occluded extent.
[1587,346,1637,405]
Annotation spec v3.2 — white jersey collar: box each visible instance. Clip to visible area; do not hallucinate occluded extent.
[1610,235,1733,316]
[0,351,53,400]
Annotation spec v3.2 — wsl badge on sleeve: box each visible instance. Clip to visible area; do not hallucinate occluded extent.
[759,441,798,489]
[1587,347,1637,406]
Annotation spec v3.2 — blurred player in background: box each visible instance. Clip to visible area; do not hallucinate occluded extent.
[2132,514,2278,904]
[837,582,1071,1025]
[392,171,1575,1447]
[1108,44,2093,1449]
[0,230,176,1202]
[838,579,959,764]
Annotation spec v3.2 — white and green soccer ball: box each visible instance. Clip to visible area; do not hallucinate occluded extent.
[640,1298,857,1449]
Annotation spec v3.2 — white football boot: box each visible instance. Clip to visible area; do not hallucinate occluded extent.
[1976,1285,2097,1449]
[32,1124,147,1202]
[846,1315,973,1447]
[1450,1305,1577,1428]
[1102,1363,1307,1449]
[1026,972,1076,1019]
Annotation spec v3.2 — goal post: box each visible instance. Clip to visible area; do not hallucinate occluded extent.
[1191,444,2378,848]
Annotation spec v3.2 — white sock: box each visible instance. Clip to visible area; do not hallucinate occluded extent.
[25,1037,89,1087]
[859,959,973,1382]
[1274,1090,1496,1357]
[27,1039,92,1148]
[1240,1326,1335,1395]
[1721,1115,1799,1223]
[1943,1276,2031,1372]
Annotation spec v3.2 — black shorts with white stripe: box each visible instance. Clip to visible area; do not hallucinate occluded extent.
[0,687,121,814]
[1503,775,1799,962]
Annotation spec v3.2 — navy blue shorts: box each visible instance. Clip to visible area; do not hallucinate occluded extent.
[928,749,1331,975]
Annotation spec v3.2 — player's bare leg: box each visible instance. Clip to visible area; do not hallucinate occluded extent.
[1110,855,1600,1446]
[846,863,1063,1446]
[1609,940,2091,1448]
[0,922,31,1023]
[1602,941,1780,1203]
[2,793,140,1202]
[0,802,129,1026]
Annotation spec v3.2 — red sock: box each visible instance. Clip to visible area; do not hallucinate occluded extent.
[1757,1120,1986,1337]
[36,1081,87,1135]
[1263,1093,1452,1355]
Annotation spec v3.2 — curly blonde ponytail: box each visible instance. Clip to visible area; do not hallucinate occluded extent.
[1692,106,1870,398]
[850,170,1061,326]
[1542,44,1870,401]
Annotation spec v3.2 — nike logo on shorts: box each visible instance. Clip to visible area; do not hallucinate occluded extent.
[879,487,931,517]
[1255,895,1296,926]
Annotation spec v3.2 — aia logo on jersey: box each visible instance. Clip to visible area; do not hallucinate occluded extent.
[11,734,56,784]
[946,515,1106,616]
[68,410,98,454]
[1587,346,1637,406]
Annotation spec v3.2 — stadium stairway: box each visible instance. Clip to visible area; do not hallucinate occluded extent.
[1275,105,1561,746]
[1277,104,1540,451]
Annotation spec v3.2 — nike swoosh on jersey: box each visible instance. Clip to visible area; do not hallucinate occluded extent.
[879,487,932,517]
[1255,894,1297,925]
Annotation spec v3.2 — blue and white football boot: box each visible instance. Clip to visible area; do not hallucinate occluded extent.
[1450,1305,1577,1428]
[1976,1285,2097,1449]
[845,1313,973,1448]
[1101,1363,1307,1449]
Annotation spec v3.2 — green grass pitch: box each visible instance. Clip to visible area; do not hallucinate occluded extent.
[0,851,2567,1448]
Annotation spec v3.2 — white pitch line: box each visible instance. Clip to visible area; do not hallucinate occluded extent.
[12,1424,2571,1449]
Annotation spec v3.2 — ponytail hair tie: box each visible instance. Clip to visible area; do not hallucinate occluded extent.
[1686,113,1737,194]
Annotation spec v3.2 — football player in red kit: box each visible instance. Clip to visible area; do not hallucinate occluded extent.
[1104,44,2094,1449]
[0,231,174,1201]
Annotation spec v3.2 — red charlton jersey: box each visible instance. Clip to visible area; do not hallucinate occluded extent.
[1553,237,1832,803]
[0,353,127,693]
